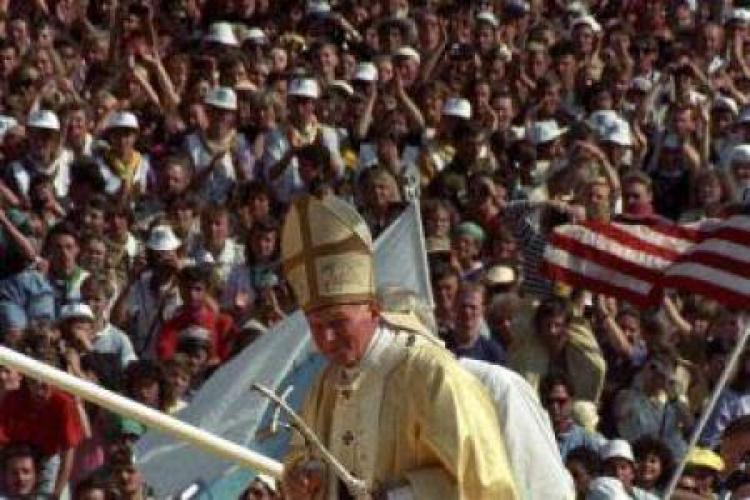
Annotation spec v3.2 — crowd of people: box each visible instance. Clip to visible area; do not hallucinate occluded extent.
[0,0,748,498]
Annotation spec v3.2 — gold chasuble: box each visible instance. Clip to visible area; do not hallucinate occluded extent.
[286,324,518,499]
[281,194,518,499]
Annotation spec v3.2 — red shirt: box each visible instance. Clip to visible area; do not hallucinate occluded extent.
[0,387,84,457]
[156,305,238,364]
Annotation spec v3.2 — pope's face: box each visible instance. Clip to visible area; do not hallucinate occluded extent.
[306,303,379,368]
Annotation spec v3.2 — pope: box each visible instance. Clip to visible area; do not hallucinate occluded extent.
[280,193,518,499]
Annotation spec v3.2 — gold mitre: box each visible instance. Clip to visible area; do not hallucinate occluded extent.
[281,194,376,312]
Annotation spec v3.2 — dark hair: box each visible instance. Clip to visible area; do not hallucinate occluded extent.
[632,436,674,489]
[1,443,41,474]
[70,157,106,192]
[533,297,571,332]
[540,372,575,400]
[565,446,602,475]
[123,360,175,412]
[724,415,750,440]
[177,265,212,287]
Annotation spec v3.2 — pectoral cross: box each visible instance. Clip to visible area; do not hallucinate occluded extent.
[342,430,355,446]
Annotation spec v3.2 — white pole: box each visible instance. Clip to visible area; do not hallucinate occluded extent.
[0,346,285,479]
[663,314,750,497]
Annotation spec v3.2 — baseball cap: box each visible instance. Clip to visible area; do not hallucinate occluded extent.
[204,86,238,111]
[527,120,568,145]
[442,98,472,119]
[27,109,60,131]
[59,303,95,322]
[731,144,750,164]
[146,225,182,252]
[685,447,725,472]
[476,11,499,28]
[328,80,354,96]
[601,439,635,463]
[177,325,212,347]
[353,62,378,82]
[571,15,602,33]
[104,111,140,131]
[204,22,239,47]
[288,78,321,99]
[394,46,421,64]
[601,119,632,147]
[713,95,739,116]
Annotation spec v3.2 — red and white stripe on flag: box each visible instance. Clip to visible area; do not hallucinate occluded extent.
[542,220,702,307]
[663,215,750,309]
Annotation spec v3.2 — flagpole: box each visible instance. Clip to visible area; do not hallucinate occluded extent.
[0,346,285,479]
[663,312,750,497]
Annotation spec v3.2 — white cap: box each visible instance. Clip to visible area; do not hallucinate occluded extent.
[571,15,602,33]
[731,144,750,164]
[104,111,139,131]
[601,439,635,462]
[289,78,321,99]
[329,80,354,96]
[394,46,421,64]
[527,120,568,145]
[476,11,499,28]
[204,22,239,47]
[601,119,632,147]
[353,62,378,82]
[27,109,60,131]
[495,43,513,63]
[485,265,516,286]
[442,98,472,119]
[566,1,588,16]
[729,8,750,25]
[178,325,212,346]
[60,303,95,322]
[205,86,238,111]
[630,76,653,93]
[713,95,739,116]
[242,27,267,44]
[307,0,331,16]
[146,225,182,252]
[586,477,630,500]
[587,109,621,135]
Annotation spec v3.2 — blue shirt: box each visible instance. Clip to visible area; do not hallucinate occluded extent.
[557,424,605,460]
[447,335,506,365]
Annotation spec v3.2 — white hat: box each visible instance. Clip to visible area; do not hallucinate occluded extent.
[204,22,239,47]
[306,0,331,17]
[442,98,472,119]
[60,303,95,322]
[289,78,321,99]
[353,62,378,82]
[394,46,421,64]
[204,86,238,111]
[242,27,267,44]
[601,119,632,147]
[485,265,517,286]
[713,95,739,116]
[601,439,635,463]
[729,8,750,26]
[329,80,354,96]
[566,1,588,16]
[104,111,139,131]
[495,43,513,63]
[476,11,499,28]
[731,144,750,164]
[587,109,621,135]
[630,76,653,93]
[27,109,60,131]
[178,325,212,346]
[571,15,602,33]
[586,477,630,500]
[146,225,182,252]
[527,120,568,145]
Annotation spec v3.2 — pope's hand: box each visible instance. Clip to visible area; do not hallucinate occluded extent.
[282,462,324,500]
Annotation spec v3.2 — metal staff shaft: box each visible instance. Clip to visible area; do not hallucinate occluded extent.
[0,346,284,479]
[663,313,750,497]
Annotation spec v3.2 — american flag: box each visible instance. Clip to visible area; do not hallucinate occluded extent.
[542,215,750,308]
